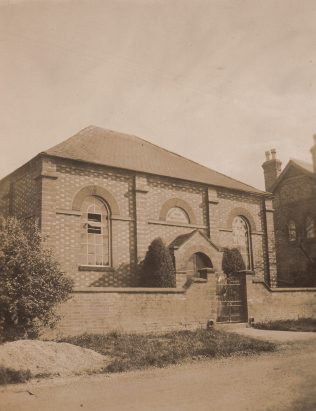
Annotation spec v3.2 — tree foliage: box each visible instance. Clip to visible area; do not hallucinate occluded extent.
[222,247,246,275]
[141,237,176,287]
[0,217,73,341]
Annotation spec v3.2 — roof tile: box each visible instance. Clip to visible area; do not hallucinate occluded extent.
[44,126,266,195]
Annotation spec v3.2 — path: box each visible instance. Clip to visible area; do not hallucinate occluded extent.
[1,335,315,411]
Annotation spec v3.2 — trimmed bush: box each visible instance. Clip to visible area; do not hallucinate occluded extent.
[0,217,73,341]
[222,247,246,275]
[141,237,176,287]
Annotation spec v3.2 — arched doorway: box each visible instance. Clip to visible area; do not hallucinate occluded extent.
[187,252,213,278]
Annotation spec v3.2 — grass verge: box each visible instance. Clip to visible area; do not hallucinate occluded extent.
[252,318,316,332]
[0,367,32,385]
[60,328,276,373]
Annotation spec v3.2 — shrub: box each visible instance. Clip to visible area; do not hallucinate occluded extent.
[0,367,32,385]
[222,248,246,275]
[0,217,73,341]
[140,237,176,287]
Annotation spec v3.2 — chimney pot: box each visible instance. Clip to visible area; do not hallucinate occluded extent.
[265,151,271,161]
[262,148,282,191]
[271,148,277,160]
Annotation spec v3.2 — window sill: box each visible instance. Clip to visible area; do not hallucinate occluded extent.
[78,265,114,272]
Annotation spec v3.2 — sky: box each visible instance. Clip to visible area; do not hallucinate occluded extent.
[0,0,315,189]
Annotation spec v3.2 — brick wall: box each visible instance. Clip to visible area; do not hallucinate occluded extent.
[49,277,218,337]
[43,158,137,287]
[247,277,316,321]
[0,156,41,223]
[210,189,273,283]
[1,154,275,289]
[46,275,316,338]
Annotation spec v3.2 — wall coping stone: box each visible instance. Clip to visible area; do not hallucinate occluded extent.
[73,287,186,294]
[191,277,207,283]
[252,280,316,292]
[269,287,316,292]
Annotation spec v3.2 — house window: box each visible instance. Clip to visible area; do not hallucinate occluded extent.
[288,220,297,242]
[306,216,315,239]
[80,196,110,266]
[166,207,190,224]
[232,216,252,270]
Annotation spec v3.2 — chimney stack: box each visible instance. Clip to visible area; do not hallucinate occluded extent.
[262,148,282,192]
[311,134,316,173]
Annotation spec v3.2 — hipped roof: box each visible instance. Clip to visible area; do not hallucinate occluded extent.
[44,126,267,195]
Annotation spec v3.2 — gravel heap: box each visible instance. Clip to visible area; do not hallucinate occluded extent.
[0,340,109,377]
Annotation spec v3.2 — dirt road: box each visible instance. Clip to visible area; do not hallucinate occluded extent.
[1,339,315,411]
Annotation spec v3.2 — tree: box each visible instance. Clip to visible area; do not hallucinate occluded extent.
[0,217,73,341]
[141,238,176,287]
[222,247,246,275]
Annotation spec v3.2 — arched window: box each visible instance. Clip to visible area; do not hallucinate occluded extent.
[306,216,315,239]
[288,220,297,242]
[232,216,252,270]
[166,207,190,224]
[79,196,110,266]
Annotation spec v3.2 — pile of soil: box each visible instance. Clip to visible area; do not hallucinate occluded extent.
[0,340,109,377]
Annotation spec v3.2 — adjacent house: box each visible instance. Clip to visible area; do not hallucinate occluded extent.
[262,137,316,285]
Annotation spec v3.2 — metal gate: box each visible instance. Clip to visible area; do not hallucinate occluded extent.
[217,272,248,323]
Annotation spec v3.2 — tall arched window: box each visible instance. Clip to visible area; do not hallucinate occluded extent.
[306,216,315,239]
[288,220,297,242]
[79,196,110,266]
[232,216,252,270]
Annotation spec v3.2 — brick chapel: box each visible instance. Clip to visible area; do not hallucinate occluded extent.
[0,126,278,289]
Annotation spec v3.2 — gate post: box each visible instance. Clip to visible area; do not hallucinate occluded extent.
[206,269,218,321]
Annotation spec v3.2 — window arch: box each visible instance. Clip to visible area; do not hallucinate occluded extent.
[79,196,111,266]
[306,216,315,239]
[159,198,196,224]
[288,220,297,242]
[232,216,252,270]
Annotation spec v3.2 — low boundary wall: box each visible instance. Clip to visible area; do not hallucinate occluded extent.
[50,274,316,337]
[52,278,217,337]
[247,277,316,322]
